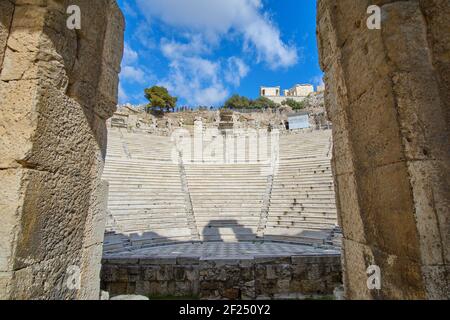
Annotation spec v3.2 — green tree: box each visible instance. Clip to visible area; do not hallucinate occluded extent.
[282,98,305,110]
[144,86,178,113]
[250,96,277,109]
[224,94,251,109]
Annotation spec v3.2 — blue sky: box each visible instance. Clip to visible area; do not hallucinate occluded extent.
[117,0,322,107]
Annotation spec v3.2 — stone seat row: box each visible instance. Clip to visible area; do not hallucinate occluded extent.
[103,129,338,251]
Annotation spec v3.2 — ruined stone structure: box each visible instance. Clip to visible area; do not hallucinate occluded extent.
[103,129,338,248]
[0,1,124,299]
[100,127,341,298]
[317,0,449,299]
[261,84,315,105]
[102,252,341,300]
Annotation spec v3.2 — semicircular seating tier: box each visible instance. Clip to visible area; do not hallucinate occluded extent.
[102,128,340,253]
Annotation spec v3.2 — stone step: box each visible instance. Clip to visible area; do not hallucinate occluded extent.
[194,212,261,217]
[268,202,336,207]
[107,156,174,161]
[189,189,266,193]
[262,235,326,245]
[105,161,178,165]
[267,220,336,225]
[273,181,334,186]
[269,209,337,215]
[130,236,193,246]
[270,197,335,202]
[199,234,258,241]
[192,205,263,210]
[109,206,187,212]
[187,179,267,183]
[113,216,189,222]
[194,215,261,220]
[264,226,333,234]
[105,177,181,181]
[266,219,336,226]
[189,195,265,200]
[112,217,188,223]
[268,208,337,214]
[274,172,332,176]
[269,197,336,202]
[114,215,189,221]
[192,207,261,213]
[107,195,186,201]
[270,190,335,195]
[107,185,183,190]
[118,224,190,231]
[108,200,186,205]
[194,220,261,226]
[186,176,269,180]
[110,213,188,219]
[268,210,337,219]
[188,186,267,190]
[109,206,188,212]
[271,187,334,192]
[103,171,181,177]
[184,170,269,174]
[104,169,179,174]
[190,199,263,203]
[105,180,182,186]
[267,217,337,224]
[276,162,331,167]
[118,226,191,233]
[272,181,334,186]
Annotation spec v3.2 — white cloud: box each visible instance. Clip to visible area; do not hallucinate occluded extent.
[121,66,146,84]
[225,57,249,87]
[123,2,138,17]
[135,0,298,68]
[123,42,139,65]
[134,21,157,49]
[161,35,210,59]
[160,43,229,106]
[120,42,152,87]
[118,83,129,104]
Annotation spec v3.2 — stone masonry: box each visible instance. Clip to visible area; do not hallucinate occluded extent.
[101,254,342,300]
[317,0,449,299]
[0,1,124,299]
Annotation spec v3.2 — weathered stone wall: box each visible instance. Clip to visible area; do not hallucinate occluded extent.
[0,1,124,299]
[101,255,342,300]
[317,0,449,299]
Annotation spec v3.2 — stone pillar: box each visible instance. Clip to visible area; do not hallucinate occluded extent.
[317,0,449,299]
[0,0,124,299]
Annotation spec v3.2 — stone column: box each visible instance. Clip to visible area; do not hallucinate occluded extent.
[317,0,449,299]
[0,0,124,299]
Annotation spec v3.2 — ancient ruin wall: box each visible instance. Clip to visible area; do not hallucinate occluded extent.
[101,255,342,300]
[0,1,124,299]
[317,0,449,299]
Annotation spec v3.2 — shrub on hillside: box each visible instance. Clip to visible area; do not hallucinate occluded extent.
[282,98,305,110]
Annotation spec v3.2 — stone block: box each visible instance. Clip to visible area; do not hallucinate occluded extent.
[177,256,200,265]
[255,256,291,264]
[140,256,177,265]
[156,266,174,281]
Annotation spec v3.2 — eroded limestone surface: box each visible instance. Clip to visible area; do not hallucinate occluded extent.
[0,1,124,299]
[317,0,449,299]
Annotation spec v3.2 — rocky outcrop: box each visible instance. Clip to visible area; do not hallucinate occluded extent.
[317,0,449,299]
[0,1,124,299]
